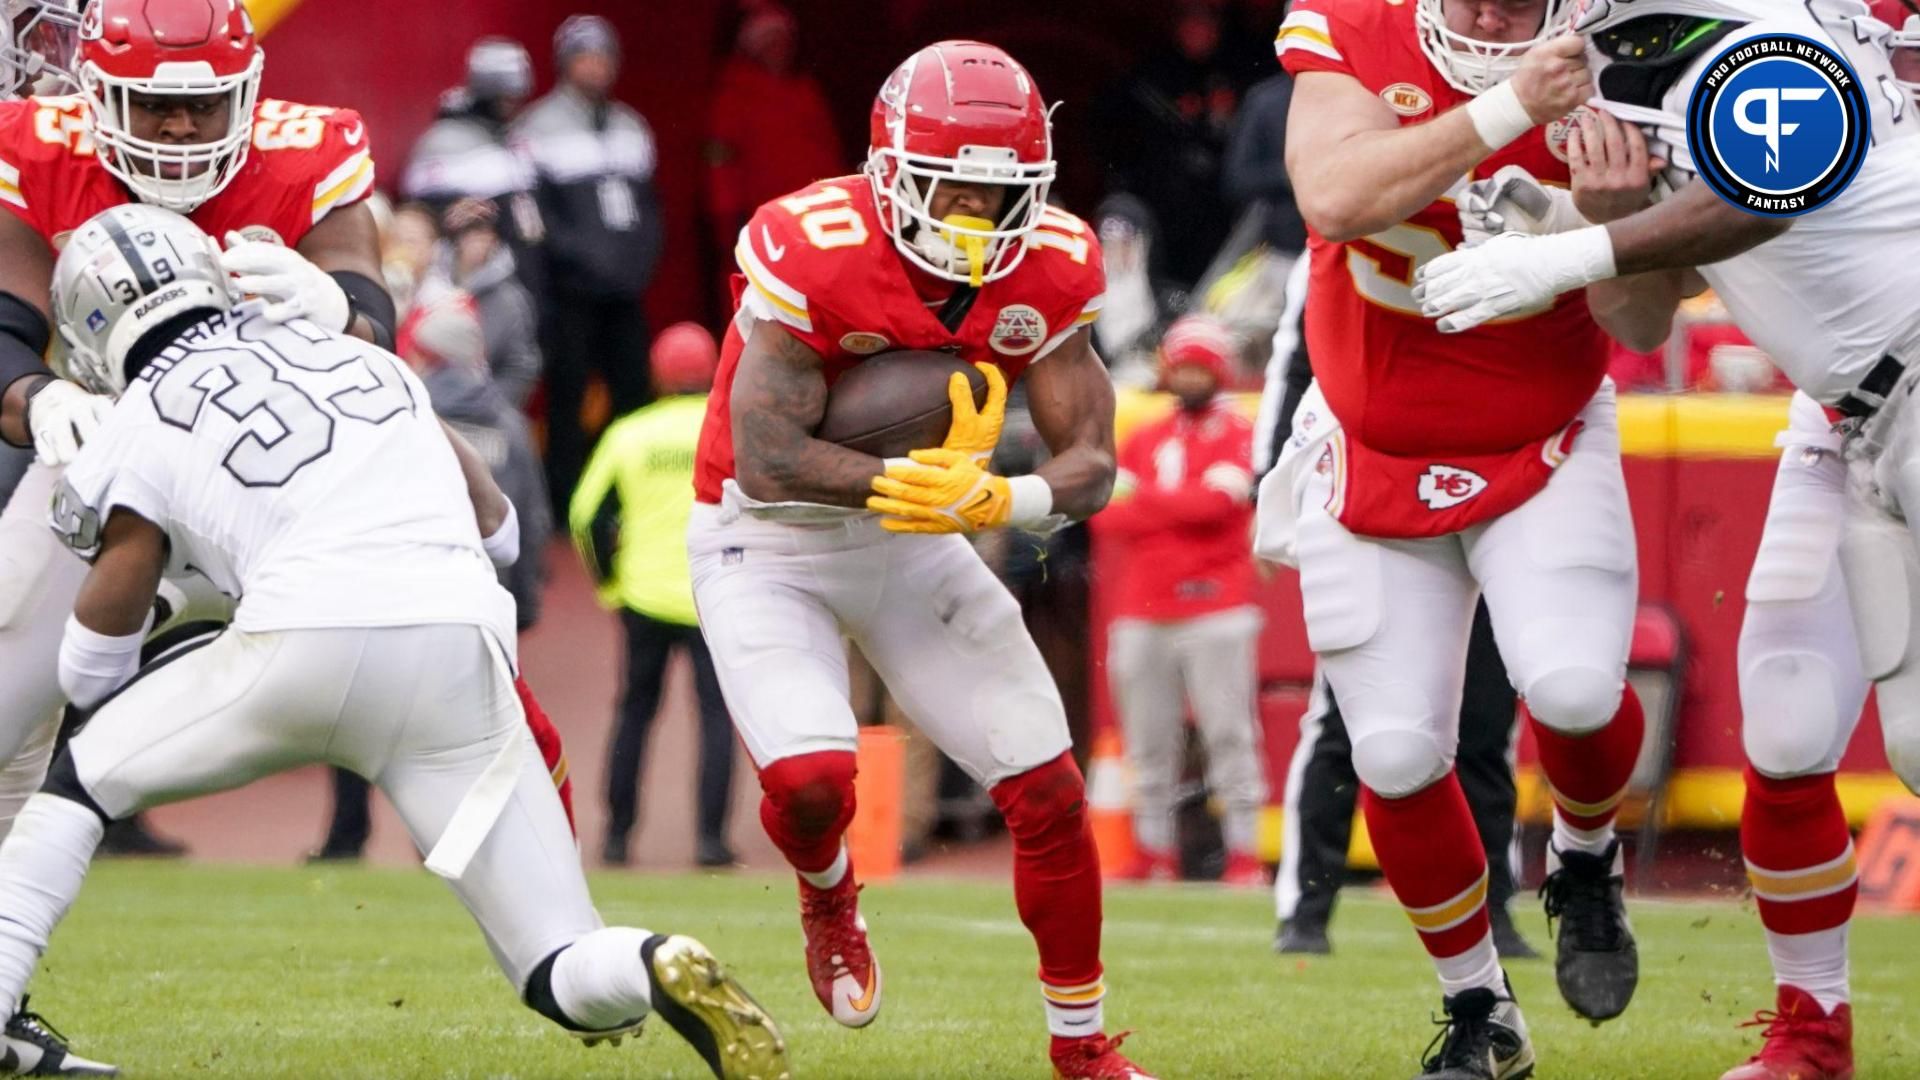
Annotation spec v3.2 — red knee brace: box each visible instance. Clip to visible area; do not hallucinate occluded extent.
[515,676,575,835]
[758,750,858,875]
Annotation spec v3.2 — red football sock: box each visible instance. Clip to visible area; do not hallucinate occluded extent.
[1361,773,1490,962]
[990,753,1105,1036]
[1743,767,1857,936]
[514,676,575,834]
[1530,681,1644,832]
[757,751,858,876]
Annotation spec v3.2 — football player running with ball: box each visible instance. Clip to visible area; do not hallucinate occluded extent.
[690,40,1152,1080]
[1259,0,1667,1075]
[1416,3,1920,1077]
[0,204,790,1080]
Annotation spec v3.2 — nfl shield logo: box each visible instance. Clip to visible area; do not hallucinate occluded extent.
[86,310,107,333]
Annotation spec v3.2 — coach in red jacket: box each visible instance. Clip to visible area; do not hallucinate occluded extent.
[1096,316,1267,886]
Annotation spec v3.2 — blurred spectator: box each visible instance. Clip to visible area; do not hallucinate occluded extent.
[1091,316,1267,886]
[426,198,545,408]
[401,37,547,298]
[706,2,844,243]
[1090,194,1187,385]
[1095,0,1246,288]
[571,323,736,870]
[514,15,663,522]
[311,293,552,865]
[381,199,441,320]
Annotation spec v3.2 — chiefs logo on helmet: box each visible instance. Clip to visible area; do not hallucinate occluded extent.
[1417,464,1488,510]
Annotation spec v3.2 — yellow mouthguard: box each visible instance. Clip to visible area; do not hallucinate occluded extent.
[940,214,994,287]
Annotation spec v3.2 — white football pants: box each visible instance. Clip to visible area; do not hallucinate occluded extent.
[1740,393,1873,781]
[1292,383,1638,798]
[1108,606,1267,853]
[687,493,1071,786]
[0,462,83,839]
[58,623,597,988]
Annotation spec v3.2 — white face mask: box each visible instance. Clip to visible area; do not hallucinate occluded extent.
[81,53,263,212]
[1416,0,1571,96]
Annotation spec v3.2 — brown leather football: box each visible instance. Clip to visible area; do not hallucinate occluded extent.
[813,350,989,459]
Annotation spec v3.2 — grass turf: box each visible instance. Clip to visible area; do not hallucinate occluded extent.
[29,861,1919,1078]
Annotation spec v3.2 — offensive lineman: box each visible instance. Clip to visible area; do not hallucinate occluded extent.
[0,0,576,866]
[0,203,790,1080]
[691,41,1151,1079]
[1416,4,1920,1077]
[1260,0,1669,1074]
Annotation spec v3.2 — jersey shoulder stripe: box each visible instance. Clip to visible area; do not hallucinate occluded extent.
[0,158,22,211]
[1277,9,1343,62]
[312,147,374,224]
[734,224,813,333]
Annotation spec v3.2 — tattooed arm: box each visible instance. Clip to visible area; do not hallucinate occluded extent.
[731,320,886,507]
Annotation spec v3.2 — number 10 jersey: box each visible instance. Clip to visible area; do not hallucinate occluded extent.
[54,305,515,648]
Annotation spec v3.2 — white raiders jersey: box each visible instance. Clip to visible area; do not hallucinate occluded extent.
[51,302,515,648]
[1587,0,1920,404]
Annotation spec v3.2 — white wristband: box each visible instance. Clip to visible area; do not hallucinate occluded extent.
[482,500,521,569]
[1544,225,1619,291]
[1007,474,1054,527]
[1466,81,1536,152]
[59,613,148,711]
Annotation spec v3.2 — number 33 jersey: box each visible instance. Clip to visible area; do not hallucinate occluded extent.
[693,175,1105,504]
[1278,0,1609,456]
[0,95,374,250]
[52,305,515,647]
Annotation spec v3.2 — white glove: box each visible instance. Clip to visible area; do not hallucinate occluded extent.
[25,379,112,466]
[220,231,351,331]
[1457,164,1590,247]
[1413,226,1617,333]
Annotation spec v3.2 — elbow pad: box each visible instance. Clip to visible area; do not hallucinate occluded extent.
[332,270,397,351]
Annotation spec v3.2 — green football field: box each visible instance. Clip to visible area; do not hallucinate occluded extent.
[30,861,1919,1079]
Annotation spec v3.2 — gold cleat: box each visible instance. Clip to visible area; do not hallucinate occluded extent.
[644,933,793,1080]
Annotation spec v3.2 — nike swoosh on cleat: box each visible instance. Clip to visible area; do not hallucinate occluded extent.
[845,969,877,1013]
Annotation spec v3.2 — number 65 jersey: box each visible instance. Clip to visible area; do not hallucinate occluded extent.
[1277,0,1609,457]
[0,94,373,250]
[52,305,515,648]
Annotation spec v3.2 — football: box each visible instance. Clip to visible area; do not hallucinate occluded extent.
[813,349,989,459]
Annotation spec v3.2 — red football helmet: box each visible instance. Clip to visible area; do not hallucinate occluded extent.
[1868,0,1920,103]
[76,0,263,211]
[1,0,82,97]
[866,40,1055,286]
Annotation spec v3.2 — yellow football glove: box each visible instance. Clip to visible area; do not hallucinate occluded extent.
[940,361,1008,467]
[868,448,1013,534]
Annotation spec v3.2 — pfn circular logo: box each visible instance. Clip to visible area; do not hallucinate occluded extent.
[1686,34,1869,216]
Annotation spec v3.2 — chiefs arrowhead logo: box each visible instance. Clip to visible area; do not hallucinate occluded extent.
[1417,464,1488,510]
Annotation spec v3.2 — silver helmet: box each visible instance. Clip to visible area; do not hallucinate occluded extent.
[50,203,232,398]
[0,0,82,97]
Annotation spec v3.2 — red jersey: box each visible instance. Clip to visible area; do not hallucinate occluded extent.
[694,175,1106,504]
[0,95,375,252]
[1277,0,1609,457]
[1094,400,1257,621]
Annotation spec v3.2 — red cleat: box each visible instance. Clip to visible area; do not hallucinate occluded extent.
[798,875,881,1027]
[1219,852,1268,888]
[1051,1032,1155,1079]
[1115,848,1177,883]
[1720,985,1853,1080]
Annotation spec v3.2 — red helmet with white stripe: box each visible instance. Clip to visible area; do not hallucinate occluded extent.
[77,0,263,211]
[1867,0,1920,104]
[866,40,1055,286]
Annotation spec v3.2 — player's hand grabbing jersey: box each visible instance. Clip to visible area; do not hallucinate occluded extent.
[1278,0,1608,457]
[693,175,1105,504]
[0,95,374,250]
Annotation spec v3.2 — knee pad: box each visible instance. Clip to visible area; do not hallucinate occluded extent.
[990,753,1086,839]
[758,750,858,844]
[1350,728,1450,799]
[1521,666,1621,736]
[1740,650,1851,778]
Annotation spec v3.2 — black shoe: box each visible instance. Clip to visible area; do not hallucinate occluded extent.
[1,996,118,1075]
[694,837,739,869]
[636,933,791,1079]
[303,844,363,865]
[96,816,186,858]
[1413,980,1534,1080]
[601,834,630,868]
[1489,904,1540,961]
[1274,919,1332,955]
[1539,839,1639,1024]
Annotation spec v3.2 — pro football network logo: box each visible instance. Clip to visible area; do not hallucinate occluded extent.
[1686,34,1869,217]
[1417,464,1487,510]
